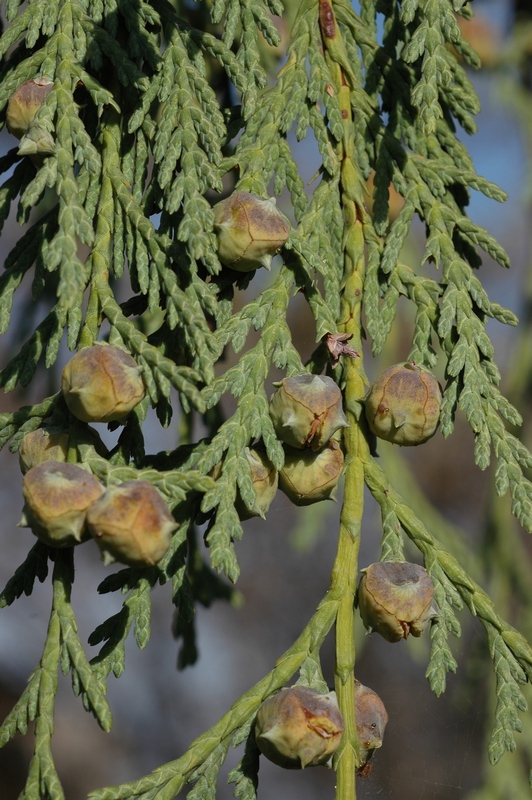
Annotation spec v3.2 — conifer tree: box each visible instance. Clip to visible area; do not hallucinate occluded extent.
[1,0,532,798]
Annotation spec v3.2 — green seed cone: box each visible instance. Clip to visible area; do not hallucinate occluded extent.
[270,374,348,451]
[213,191,289,271]
[365,362,442,446]
[279,441,344,506]
[62,344,146,424]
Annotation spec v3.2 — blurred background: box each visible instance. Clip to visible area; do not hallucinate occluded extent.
[2,0,532,797]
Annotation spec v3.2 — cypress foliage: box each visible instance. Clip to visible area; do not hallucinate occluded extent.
[1,0,532,798]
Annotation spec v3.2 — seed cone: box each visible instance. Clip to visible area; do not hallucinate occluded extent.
[62,344,146,423]
[18,429,70,474]
[6,78,53,137]
[213,191,289,271]
[270,374,348,451]
[365,362,442,446]
[235,447,278,520]
[21,461,105,547]
[6,78,55,156]
[279,441,344,506]
[354,680,388,769]
[357,561,438,642]
[255,686,344,769]
[87,480,178,566]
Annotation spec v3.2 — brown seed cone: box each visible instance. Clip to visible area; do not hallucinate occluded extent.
[6,78,53,140]
[255,686,344,769]
[87,480,178,566]
[62,344,146,423]
[355,680,388,769]
[365,361,442,446]
[357,561,438,642]
[21,461,105,547]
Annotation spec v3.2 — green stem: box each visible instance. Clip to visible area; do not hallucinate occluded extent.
[317,3,371,797]
[331,215,368,800]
